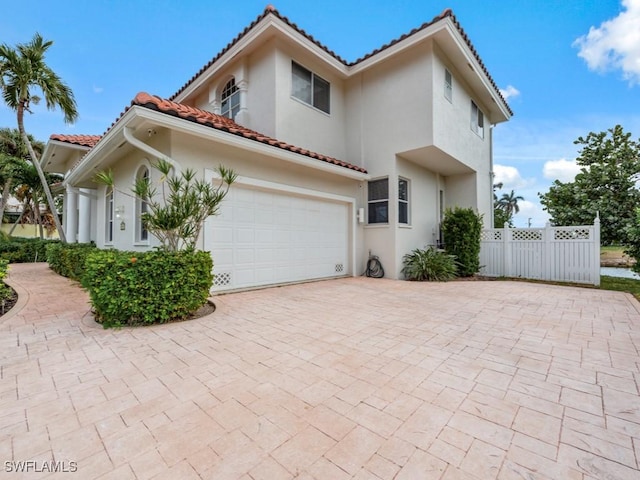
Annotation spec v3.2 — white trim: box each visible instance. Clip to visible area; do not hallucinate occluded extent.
[205,169,358,279]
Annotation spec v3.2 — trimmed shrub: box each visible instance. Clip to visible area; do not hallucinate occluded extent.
[0,258,11,303]
[402,247,458,281]
[441,207,483,277]
[82,249,213,327]
[0,237,59,263]
[46,242,97,280]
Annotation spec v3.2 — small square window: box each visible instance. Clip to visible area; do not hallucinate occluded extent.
[368,178,388,224]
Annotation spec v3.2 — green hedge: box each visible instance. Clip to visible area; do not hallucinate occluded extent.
[46,242,97,280]
[0,238,59,263]
[442,207,483,277]
[0,258,11,303]
[82,249,213,327]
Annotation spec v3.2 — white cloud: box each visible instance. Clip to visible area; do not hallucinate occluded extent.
[493,164,531,189]
[573,0,640,84]
[93,85,104,94]
[542,158,582,182]
[499,85,520,101]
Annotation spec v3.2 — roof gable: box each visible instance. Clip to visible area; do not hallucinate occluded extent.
[171,6,512,116]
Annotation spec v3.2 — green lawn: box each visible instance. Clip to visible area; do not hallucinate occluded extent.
[600,275,640,300]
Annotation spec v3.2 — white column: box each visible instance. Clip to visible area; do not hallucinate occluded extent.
[235,79,249,125]
[66,189,78,243]
[78,188,91,243]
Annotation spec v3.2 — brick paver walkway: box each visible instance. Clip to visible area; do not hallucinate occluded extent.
[2,263,640,479]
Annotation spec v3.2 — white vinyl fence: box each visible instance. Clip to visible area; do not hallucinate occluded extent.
[479,218,601,286]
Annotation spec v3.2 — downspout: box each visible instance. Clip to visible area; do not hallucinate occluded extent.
[122,127,181,173]
[489,123,494,229]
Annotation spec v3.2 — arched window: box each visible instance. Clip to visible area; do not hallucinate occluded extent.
[136,166,149,242]
[220,78,240,120]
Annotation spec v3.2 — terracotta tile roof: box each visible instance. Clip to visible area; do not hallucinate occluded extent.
[49,134,102,148]
[65,93,367,175]
[170,6,512,115]
[132,92,367,173]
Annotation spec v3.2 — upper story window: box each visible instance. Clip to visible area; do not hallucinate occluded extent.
[291,61,330,114]
[135,166,149,243]
[105,189,114,244]
[398,178,409,224]
[221,78,240,120]
[471,100,484,138]
[444,69,452,102]
[368,178,388,224]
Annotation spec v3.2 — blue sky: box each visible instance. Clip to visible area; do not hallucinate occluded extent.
[1,0,639,227]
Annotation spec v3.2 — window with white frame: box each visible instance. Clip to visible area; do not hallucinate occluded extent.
[135,166,149,243]
[105,189,114,243]
[291,61,330,114]
[471,100,484,138]
[221,78,240,119]
[444,69,452,102]
[368,178,389,224]
[398,178,409,224]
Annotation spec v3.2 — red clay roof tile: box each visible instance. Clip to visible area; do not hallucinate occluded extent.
[49,134,101,148]
[170,6,512,116]
[133,92,367,173]
[63,93,367,175]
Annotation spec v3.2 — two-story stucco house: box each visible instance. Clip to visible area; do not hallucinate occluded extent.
[41,6,512,292]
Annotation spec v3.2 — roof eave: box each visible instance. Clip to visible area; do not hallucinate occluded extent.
[66,106,369,186]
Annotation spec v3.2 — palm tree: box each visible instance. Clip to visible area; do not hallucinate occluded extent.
[10,163,62,238]
[0,33,78,243]
[497,190,524,218]
[0,128,44,225]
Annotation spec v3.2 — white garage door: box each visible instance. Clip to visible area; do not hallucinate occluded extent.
[204,185,350,291]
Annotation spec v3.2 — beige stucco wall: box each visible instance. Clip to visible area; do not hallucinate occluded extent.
[272,43,348,161]
[92,129,368,275]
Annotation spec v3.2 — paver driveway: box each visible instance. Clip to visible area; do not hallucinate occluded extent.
[2,263,640,479]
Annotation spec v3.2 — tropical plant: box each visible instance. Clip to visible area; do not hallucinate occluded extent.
[539,125,640,245]
[441,207,483,277]
[95,158,236,252]
[0,33,78,243]
[10,162,62,238]
[0,128,38,224]
[493,208,511,228]
[402,247,458,281]
[497,190,524,218]
[493,183,523,227]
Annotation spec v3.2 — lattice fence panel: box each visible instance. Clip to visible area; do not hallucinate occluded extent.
[511,229,543,241]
